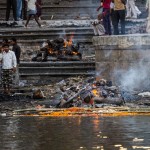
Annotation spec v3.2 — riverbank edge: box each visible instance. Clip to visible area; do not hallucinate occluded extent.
[12,107,150,117]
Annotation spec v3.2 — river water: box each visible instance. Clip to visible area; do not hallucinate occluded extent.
[0,116,150,150]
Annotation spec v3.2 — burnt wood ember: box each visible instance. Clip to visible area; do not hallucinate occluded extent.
[55,78,125,108]
[93,97,124,106]
[32,38,82,61]
[33,89,46,99]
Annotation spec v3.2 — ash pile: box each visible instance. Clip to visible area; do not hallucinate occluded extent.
[32,37,82,62]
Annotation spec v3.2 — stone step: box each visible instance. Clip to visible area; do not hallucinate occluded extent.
[19,61,95,67]
[0,0,99,6]
[0,27,93,34]
[0,38,94,62]
[0,26,95,60]
[0,0,146,20]
[19,72,95,86]
[20,72,95,77]
[0,26,94,59]
[0,33,93,41]
[0,19,93,29]
[0,0,99,20]
[18,61,95,84]
[0,12,97,20]
[0,19,146,62]
[0,0,145,8]
[19,62,95,75]
[0,88,33,96]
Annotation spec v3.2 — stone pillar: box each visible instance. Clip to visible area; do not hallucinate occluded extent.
[93,34,150,88]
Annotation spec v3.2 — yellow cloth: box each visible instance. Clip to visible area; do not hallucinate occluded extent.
[114,0,125,10]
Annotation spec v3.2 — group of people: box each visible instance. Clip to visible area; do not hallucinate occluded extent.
[0,38,21,95]
[93,0,142,35]
[6,0,42,27]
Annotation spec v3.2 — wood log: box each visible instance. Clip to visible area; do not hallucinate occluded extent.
[61,87,86,107]
[93,97,124,106]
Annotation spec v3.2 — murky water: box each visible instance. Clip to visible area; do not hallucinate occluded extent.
[0,116,150,150]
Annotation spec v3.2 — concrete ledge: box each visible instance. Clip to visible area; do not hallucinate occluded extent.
[20,73,95,77]
[93,34,150,49]
[0,20,93,27]
[93,34,150,89]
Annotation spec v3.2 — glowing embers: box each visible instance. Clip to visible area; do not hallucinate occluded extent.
[92,89,100,97]
[63,35,73,48]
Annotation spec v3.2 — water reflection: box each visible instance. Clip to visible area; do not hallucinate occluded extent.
[0,116,150,150]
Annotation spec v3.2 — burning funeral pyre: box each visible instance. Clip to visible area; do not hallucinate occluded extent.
[31,76,150,109]
[32,77,126,108]
[1,76,150,116]
[32,37,82,62]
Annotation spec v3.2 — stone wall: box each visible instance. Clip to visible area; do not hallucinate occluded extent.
[93,34,150,89]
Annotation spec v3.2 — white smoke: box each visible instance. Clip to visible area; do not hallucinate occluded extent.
[114,61,150,91]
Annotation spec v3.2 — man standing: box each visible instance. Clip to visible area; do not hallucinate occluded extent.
[113,0,126,35]
[10,38,21,86]
[146,0,150,33]
[1,44,17,95]
[36,0,42,20]
[97,0,112,35]
[17,0,23,21]
[6,0,17,21]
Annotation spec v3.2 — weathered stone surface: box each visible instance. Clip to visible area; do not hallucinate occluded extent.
[93,34,150,89]
[93,34,150,48]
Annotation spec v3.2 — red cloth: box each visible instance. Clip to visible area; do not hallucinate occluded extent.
[103,0,111,9]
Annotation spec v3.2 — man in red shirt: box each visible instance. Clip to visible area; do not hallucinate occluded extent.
[97,0,112,35]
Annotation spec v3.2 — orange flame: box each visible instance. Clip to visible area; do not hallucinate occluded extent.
[48,48,54,54]
[92,89,99,97]
[64,34,74,48]
[72,51,78,55]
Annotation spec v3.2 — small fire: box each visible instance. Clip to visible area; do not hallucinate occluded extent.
[64,34,74,48]
[92,89,99,97]
[48,48,54,54]
[72,51,78,55]
[63,40,68,48]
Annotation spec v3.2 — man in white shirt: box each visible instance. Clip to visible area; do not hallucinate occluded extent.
[1,44,17,95]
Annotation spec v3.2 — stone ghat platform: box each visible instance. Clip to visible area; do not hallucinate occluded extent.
[93,34,150,89]
[19,61,95,84]
[0,26,94,41]
[0,19,147,62]
[0,0,99,20]
[0,23,95,60]
[12,107,150,117]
